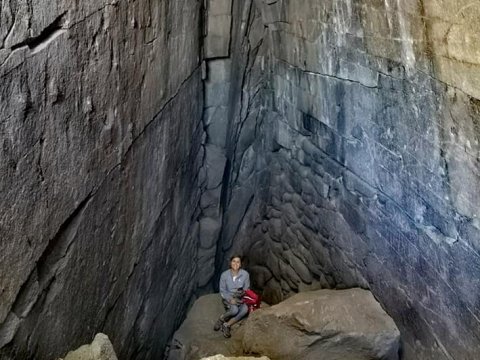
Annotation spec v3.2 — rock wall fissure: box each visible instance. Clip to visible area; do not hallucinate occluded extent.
[0,65,202,352]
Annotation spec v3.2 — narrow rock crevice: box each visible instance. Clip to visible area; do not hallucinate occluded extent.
[10,12,67,53]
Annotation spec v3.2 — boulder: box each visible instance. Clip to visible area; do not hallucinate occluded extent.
[242,288,400,360]
[60,333,117,360]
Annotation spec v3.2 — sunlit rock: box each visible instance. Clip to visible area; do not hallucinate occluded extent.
[60,334,117,360]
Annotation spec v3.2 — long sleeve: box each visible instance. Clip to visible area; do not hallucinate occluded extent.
[219,272,230,301]
[244,271,250,290]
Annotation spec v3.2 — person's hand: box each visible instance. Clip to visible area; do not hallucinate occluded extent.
[229,298,237,305]
[236,289,245,297]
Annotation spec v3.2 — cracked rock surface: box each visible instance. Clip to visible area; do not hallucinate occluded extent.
[199,1,480,360]
[2,0,480,360]
[1,0,203,359]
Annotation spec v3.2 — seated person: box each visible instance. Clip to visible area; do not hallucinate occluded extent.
[213,255,250,338]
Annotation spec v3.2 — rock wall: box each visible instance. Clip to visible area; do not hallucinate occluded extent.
[213,1,480,359]
[2,0,480,359]
[0,0,203,359]
[196,0,271,292]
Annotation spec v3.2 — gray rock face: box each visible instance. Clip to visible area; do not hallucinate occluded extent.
[205,1,480,360]
[1,0,203,359]
[242,289,400,360]
[2,0,480,359]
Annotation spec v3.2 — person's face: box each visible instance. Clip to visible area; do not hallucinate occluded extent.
[230,257,241,271]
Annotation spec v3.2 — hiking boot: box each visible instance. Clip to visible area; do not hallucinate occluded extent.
[213,318,223,331]
[222,323,231,338]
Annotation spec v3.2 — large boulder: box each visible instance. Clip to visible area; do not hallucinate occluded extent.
[242,288,400,360]
[60,333,117,360]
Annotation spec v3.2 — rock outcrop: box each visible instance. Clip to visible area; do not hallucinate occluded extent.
[60,334,117,360]
[168,290,399,360]
[0,1,204,359]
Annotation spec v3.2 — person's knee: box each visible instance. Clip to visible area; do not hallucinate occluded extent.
[231,304,248,323]
[239,304,248,317]
[229,304,240,316]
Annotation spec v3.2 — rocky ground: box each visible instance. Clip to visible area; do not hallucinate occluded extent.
[167,289,400,360]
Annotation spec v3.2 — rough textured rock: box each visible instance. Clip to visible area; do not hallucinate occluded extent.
[196,0,270,295]
[2,0,480,359]
[242,289,400,360]
[201,1,480,359]
[61,333,117,360]
[0,1,203,359]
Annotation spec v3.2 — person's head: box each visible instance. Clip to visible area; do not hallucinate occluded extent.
[229,255,242,271]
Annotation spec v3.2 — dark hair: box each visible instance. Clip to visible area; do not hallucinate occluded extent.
[230,254,242,262]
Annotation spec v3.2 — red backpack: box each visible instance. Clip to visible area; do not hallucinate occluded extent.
[242,289,261,313]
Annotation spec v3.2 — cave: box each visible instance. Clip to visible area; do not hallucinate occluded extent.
[1,0,479,359]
